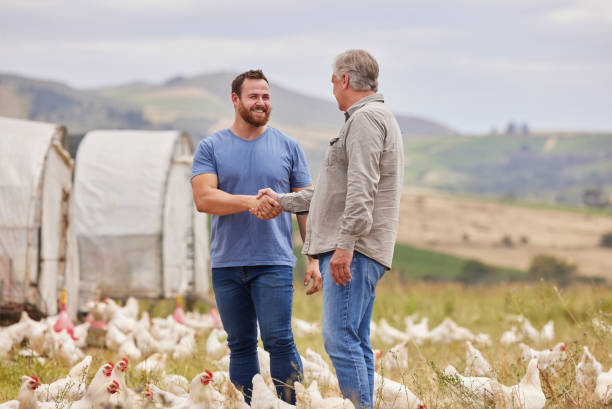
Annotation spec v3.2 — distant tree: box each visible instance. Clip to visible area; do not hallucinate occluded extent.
[505,121,517,135]
[601,232,612,248]
[501,235,513,247]
[521,123,530,135]
[457,259,496,284]
[528,254,577,286]
[583,187,607,208]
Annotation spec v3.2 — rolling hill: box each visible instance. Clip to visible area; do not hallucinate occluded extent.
[0,72,455,171]
[403,133,612,205]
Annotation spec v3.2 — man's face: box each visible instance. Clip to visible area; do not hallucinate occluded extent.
[331,73,345,111]
[235,78,271,127]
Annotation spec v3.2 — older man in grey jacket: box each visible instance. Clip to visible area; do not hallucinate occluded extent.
[253,49,403,408]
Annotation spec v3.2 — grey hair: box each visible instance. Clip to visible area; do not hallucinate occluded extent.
[333,49,379,92]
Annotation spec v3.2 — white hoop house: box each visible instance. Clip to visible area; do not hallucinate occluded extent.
[74,130,209,303]
[0,116,79,318]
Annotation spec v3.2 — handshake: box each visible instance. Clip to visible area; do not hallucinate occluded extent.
[249,188,280,220]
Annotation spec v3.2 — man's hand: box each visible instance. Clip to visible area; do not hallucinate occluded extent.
[250,188,281,219]
[256,188,279,201]
[329,248,353,286]
[304,258,322,295]
[249,195,281,220]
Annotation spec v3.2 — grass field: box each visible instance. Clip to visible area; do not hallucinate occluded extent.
[2,280,612,408]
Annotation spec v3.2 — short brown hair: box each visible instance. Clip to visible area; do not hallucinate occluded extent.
[231,70,269,97]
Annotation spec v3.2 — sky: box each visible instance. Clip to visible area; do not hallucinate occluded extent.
[1,0,611,133]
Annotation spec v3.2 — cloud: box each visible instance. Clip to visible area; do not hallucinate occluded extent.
[543,0,612,25]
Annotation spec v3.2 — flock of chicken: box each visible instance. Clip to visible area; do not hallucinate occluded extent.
[0,297,611,409]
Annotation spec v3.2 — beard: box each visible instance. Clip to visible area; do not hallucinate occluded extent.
[237,100,271,127]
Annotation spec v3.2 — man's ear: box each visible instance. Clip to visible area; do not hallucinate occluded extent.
[231,92,239,107]
[342,74,350,89]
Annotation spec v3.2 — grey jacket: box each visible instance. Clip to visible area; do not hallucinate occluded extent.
[278,93,403,269]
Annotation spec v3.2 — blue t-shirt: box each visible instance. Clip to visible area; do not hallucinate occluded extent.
[191,127,312,268]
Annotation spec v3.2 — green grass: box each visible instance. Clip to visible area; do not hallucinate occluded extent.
[3,282,612,408]
[391,243,526,281]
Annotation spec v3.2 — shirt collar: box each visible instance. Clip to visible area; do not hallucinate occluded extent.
[344,93,384,121]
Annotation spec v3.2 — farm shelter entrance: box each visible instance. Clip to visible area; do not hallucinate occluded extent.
[0,116,79,318]
[74,130,209,305]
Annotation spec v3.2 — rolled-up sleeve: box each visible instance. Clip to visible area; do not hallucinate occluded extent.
[336,112,384,251]
[278,188,314,213]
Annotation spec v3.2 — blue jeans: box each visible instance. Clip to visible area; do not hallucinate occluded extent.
[211,265,303,404]
[319,251,386,409]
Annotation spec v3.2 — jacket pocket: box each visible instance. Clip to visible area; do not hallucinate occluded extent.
[325,138,346,167]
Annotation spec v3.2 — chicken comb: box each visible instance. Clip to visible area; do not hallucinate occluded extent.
[560,344,567,351]
[112,380,120,388]
[30,376,39,382]
[201,370,213,385]
[107,361,114,367]
[121,357,129,364]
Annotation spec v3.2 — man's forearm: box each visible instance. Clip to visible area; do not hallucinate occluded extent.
[194,188,257,216]
[278,187,314,213]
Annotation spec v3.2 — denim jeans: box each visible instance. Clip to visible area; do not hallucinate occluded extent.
[211,265,303,404]
[319,251,386,409]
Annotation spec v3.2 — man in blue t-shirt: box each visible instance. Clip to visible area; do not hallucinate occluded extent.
[191,69,321,404]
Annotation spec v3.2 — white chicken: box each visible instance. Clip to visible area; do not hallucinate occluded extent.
[0,328,13,359]
[123,296,140,319]
[539,321,554,342]
[464,341,494,377]
[519,342,566,374]
[222,378,251,409]
[70,380,120,409]
[427,318,474,343]
[105,322,128,350]
[51,329,85,366]
[146,383,188,407]
[36,355,91,402]
[304,348,330,372]
[377,318,410,345]
[110,357,131,407]
[119,333,143,362]
[405,316,429,344]
[135,352,167,374]
[293,318,321,337]
[294,381,355,409]
[172,333,196,360]
[0,375,40,409]
[595,367,612,404]
[207,328,229,360]
[301,354,340,394]
[492,358,546,409]
[134,321,158,355]
[500,326,522,345]
[250,373,295,409]
[181,370,225,408]
[443,364,498,405]
[375,341,409,375]
[88,361,115,393]
[162,373,190,396]
[576,346,602,391]
[374,372,425,409]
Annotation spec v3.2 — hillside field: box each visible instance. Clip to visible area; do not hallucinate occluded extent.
[396,189,612,282]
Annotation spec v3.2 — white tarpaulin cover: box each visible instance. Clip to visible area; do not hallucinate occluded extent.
[0,116,79,318]
[74,130,209,302]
